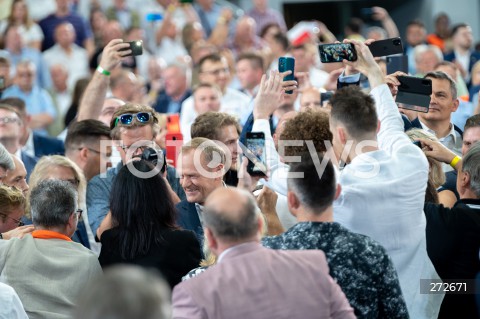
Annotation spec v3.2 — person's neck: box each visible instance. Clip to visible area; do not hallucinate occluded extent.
[55,84,68,93]
[19,85,32,93]
[56,9,69,17]
[0,139,19,154]
[35,226,69,236]
[199,3,212,11]
[274,104,294,120]
[345,138,378,163]
[455,45,470,55]
[60,44,73,54]
[216,238,259,257]
[296,206,333,223]
[8,46,21,55]
[459,189,479,201]
[422,119,452,139]
[20,129,30,146]
[170,88,187,102]
[255,6,267,14]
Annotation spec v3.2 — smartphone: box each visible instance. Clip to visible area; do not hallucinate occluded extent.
[120,40,143,56]
[319,43,357,63]
[278,57,295,94]
[368,37,404,57]
[245,132,267,177]
[387,55,409,74]
[321,91,334,105]
[165,132,183,167]
[361,7,374,17]
[396,76,432,113]
[180,0,193,3]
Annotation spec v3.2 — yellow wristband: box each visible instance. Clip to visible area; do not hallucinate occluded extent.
[217,16,226,24]
[167,4,176,13]
[96,66,111,76]
[450,155,461,169]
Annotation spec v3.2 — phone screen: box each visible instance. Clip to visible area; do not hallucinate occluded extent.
[245,132,267,176]
[319,43,357,63]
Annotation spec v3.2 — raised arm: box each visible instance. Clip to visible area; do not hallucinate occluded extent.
[77,39,130,121]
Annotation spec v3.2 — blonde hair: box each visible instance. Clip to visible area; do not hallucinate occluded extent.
[0,185,26,222]
[406,128,445,188]
[110,103,159,140]
[27,155,86,217]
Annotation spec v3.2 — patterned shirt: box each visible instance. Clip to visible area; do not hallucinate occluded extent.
[262,222,409,319]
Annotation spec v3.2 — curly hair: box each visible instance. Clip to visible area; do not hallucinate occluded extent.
[279,110,332,157]
[0,185,26,223]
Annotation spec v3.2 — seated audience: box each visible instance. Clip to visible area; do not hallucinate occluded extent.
[153,63,192,114]
[98,160,201,288]
[172,187,355,319]
[0,179,102,318]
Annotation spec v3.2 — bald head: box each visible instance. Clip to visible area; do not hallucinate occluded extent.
[204,188,260,243]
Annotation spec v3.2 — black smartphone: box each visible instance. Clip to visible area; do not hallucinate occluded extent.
[368,37,404,57]
[120,40,143,56]
[387,55,409,74]
[319,43,357,63]
[361,7,374,17]
[396,76,432,113]
[245,132,267,177]
[278,57,295,94]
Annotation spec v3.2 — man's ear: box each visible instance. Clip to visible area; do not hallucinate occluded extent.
[334,183,342,200]
[337,126,347,145]
[376,120,381,134]
[451,98,460,112]
[204,227,218,251]
[287,190,299,217]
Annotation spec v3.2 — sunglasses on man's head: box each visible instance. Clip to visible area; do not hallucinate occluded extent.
[113,112,152,128]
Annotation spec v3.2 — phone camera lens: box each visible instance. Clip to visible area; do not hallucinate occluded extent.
[393,40,401,45]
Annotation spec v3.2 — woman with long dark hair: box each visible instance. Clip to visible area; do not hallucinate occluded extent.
[98,160,201,288]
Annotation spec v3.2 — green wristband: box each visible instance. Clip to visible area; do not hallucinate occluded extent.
[96,66,111,76]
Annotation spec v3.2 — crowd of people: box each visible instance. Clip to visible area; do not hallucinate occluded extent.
[0,0,480,318]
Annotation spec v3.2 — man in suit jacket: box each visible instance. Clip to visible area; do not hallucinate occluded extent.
[153,64,192,114]
[0,97,65,157]
[175,138,226,244]
[172,187,355,319]
[444,23,480,85]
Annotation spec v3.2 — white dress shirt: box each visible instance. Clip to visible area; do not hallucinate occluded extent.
[0,283,28,319]
[333,84,443,319]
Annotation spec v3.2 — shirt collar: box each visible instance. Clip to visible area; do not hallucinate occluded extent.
[419,120,459,144]
[22,131,35,158]
[217,242,256,263]
[32,230,72,241]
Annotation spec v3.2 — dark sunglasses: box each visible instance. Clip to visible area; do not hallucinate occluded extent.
[113,112,152,128]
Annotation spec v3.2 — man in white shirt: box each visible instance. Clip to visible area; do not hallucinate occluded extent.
[180,53,250,123]
[329,40,443,319]
[42,22,89,90]
[0,282,28,319]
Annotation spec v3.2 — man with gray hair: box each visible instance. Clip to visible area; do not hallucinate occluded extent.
[0,179,102,319]
[419,138,480,318]
[153,63,192,114]
[172,187,355,319]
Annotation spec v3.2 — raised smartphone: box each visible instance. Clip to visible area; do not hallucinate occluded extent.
[396,76,432,113]
[368,37,404,57]
[319,43,357,63]
[278,57,295,94]
[120,40,143,56]
[245,132,267,177]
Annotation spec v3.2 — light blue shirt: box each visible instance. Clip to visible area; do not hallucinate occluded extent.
[0,48,51,89]
[2,85,56,118]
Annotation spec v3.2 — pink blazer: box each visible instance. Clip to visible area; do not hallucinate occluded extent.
[172,242,356,319]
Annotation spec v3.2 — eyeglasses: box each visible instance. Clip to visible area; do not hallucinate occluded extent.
[113,112,152,128]
[200,68,229,76]
[75,209,83,219]
[0,213,25,227]
[0,117,19,124]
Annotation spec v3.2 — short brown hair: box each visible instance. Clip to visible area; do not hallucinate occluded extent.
[330,86,378,139]
[280,110,332,157]
[110,104,159,140]
[465,114,480,131]
[65,120,111,151]
[191,112,240,141]
[236,52,264,71]
[0,98,27,118]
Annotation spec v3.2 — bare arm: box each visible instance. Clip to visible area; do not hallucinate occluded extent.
[257,186,284,236]
[96,211,112,240]
[372,7,400,38]
[77,39,131,121]
[207,8,232,48]
[29,113,54,129]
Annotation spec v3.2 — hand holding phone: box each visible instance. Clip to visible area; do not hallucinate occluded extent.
[245,132,267,177]
[278,57,295,94]
[119,40,143,56]
[319,43,357,63]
